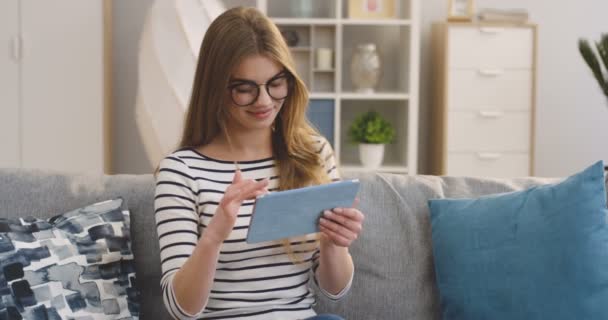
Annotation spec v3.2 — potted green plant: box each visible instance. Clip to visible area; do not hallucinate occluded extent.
[579,34,608,173]
[348,110,395,168]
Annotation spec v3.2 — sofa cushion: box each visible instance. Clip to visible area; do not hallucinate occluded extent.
[0,198,139,319]
[0,169,170,319]
[428,161,608,320]
[605,168,608,204]
[314,171,555,319]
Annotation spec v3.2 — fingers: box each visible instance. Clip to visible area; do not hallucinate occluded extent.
[320,207,363,230]
[244,179,269,199]
[318,206,365,248]
[219,178,269,215]
[319,224,353,247]
[232,169,242,184]
[254,178,270,196]
[228,178,269,202]
[320,210,362,234]
[319,215,358,239]
[329,207,365,224]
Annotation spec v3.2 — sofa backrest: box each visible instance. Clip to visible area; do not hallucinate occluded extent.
[1,168,602,319]
[0,169,166,319]
[314,172,560,320]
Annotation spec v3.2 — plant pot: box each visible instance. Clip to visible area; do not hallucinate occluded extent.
[359,143,385,169]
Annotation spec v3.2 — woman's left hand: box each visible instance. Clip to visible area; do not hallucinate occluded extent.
[319,199,364,247]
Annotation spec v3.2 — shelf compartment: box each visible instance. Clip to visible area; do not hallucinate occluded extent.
[292,51,312,89]
[310,92,337,99]
[278,25,311,47]
[307,99,335,147]
[342,25,411,93]
[267,0,337,19]
[339,99,409,169]
[312,25,336,49]
[341,19,412,26]
[311,25,337,90]
[342,0,412,20]
[312,72,336,92]
[222,0,257,9]
[290,47,313,52]
[340,92,409,100]
[273,18,338,25]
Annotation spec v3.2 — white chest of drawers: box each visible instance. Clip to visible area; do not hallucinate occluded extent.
[431,22,537,177]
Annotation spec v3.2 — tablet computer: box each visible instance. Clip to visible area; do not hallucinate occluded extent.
[246,179,360,244]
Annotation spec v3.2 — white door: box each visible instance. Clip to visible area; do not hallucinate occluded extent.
[0,0,20,168]
[20,0,105,172]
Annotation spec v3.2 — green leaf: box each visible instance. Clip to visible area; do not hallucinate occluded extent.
[579,36,608,101]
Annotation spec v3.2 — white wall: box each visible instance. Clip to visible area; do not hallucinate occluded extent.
[112,0,155,174]
[111,0,608,177]
[419,0,608,177]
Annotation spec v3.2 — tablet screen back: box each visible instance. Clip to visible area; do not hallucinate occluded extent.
[246,179,360,244]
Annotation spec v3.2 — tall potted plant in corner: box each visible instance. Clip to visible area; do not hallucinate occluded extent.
[348,111,395,169]
[579,34,608,101]
[579,33,608,173]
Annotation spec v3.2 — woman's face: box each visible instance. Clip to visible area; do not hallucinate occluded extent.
[225,54,289,133]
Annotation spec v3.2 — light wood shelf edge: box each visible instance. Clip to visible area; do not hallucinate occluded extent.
[103,0,112,174]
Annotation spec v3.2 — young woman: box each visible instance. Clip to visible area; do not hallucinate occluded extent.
[154,7,364,320]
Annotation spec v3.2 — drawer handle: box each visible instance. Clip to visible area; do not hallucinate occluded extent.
[478,68,504,76]
[477,153,502,160]
[479,27,505,34]
[478,110,504,118]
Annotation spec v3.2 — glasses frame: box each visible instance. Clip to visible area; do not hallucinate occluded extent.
[227,70,294,107]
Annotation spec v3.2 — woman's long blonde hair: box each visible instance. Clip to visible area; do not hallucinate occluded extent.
[179,6,329,190]
[178,7,329,260]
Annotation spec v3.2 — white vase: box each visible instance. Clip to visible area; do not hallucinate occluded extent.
[359,143,385,169]
[350,43,381,93]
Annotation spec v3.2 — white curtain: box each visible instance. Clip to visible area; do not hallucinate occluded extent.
[135,0,226,167]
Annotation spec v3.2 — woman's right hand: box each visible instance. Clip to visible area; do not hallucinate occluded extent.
[204,169,269,245]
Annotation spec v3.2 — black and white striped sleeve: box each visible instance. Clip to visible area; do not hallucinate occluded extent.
[311,248,353,301]
[312,137,354,300]
[154,156,204,319]
[318,137,340,182]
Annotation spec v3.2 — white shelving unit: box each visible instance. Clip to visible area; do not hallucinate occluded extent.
[224,0,419,174]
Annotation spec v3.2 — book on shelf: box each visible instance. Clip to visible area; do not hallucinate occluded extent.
[478,8,529,23]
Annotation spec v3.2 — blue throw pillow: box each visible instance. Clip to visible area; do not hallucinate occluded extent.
[428,161,608,320]
[0,198,139,319]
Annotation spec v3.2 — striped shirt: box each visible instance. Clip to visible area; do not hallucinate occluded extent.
[154,138,351,320]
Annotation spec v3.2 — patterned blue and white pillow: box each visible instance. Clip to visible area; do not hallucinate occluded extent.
[0,198,139,319]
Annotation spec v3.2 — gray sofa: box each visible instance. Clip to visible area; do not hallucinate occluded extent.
[2,169,605,319]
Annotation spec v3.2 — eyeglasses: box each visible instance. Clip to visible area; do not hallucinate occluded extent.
[227,71,293,107]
